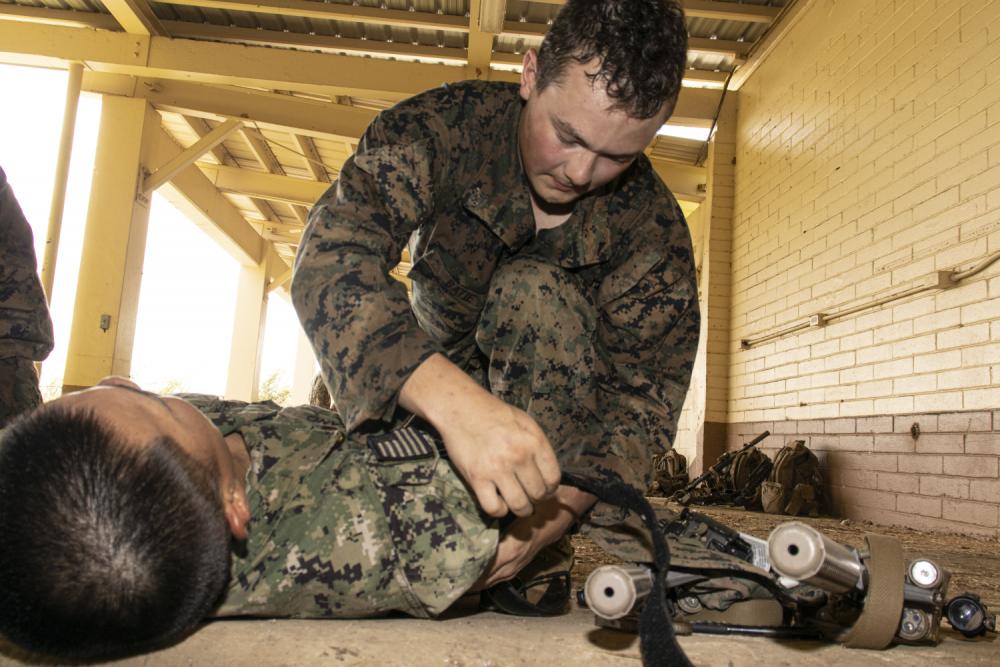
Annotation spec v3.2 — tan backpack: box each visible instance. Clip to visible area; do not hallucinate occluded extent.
[727,447,772,509]
[651,449,689,496]
[760,440,825,516]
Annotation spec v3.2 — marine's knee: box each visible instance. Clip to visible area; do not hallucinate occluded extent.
[486,257,591,321]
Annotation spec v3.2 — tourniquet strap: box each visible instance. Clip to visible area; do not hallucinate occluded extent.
[843,534,904,649]
[562,472,693,667]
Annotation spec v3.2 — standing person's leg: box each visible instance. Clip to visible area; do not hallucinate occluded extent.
[0,167,54,427]
[475,256,605,462]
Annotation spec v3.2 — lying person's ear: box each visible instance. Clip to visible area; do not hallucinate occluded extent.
[224,484,251,540]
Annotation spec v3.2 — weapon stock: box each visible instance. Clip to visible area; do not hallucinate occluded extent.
[672,430,770,504]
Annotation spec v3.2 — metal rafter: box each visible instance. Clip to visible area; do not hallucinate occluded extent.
[525,0,780,23]
[196,164,327,207]
[293,135,331,183]
[102,0,167,36]
[240,127,310,224]
[151,0,470,32]
[181,115,281,224]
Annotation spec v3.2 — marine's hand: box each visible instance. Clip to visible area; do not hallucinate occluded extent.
[398,353,561,517]
[439,396,558,517]
[473,485,597,589]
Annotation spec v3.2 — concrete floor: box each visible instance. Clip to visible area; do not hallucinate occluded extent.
[2,606,996,666]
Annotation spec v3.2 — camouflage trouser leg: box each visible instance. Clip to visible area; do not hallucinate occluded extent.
[475,256,606,457]
[0,357,43,428]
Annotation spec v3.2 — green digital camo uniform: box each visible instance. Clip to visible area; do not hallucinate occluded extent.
[182,394,768,620]
[292,81,700,555]
[178,394,498,618]
[0,167,54,428]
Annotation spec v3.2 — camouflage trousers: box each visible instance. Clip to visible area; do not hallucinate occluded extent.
[0,358,43,429]
[475,256,609,475]
[1,166,54,428]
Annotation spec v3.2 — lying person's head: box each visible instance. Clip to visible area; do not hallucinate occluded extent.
[0,377,250,659]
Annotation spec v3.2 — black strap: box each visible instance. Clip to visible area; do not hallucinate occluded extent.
[562,472,694,667]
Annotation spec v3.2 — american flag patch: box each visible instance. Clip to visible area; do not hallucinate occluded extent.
[367,427,437,462]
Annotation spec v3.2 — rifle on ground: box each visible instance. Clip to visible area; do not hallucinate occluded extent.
[671,430,769,505]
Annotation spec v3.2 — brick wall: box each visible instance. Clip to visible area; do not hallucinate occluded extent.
[729,411,999,537]
[723,0,1000,534]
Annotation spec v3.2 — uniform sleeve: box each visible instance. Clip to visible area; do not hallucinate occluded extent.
[291,100,452,431]
[591,195,700,496]
[0,167,54,362]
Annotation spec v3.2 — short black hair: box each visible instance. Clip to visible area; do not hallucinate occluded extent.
[536,0,688,119]
[0,406,231,659]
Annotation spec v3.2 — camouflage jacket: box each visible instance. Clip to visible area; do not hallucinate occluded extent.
[0,166,53,362]
[293,81,699,498]
[180,395,497,619]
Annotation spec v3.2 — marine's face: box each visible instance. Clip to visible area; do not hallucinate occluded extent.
[53,377,250,538]
[517,51,669,209]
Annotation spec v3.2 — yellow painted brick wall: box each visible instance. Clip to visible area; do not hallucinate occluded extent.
[729,0,1000,532]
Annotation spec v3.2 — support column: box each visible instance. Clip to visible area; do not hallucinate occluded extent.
[62,97,160,393]
[225,259,270,401]
[698,94,738,473]
[41,61,83,303]
[289,323,317,406]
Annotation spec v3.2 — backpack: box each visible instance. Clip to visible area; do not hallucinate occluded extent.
[727,447,772,510]
[651,449,688,496]
[760,440,825,516]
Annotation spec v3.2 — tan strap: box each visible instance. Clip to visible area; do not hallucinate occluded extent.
[843,534,905,649]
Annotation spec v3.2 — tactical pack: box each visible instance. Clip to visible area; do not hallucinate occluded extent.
[760,439,825,516]
[651,449,689,497]
[727,446,772,510]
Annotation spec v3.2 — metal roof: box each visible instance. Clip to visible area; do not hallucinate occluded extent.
[0,0,793,273]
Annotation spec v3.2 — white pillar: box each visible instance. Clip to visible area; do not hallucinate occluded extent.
[225,260,269,401]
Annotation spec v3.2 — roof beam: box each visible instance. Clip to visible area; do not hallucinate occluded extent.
[0,20,503,101]
[468,0,498,76]
[85,75,378,144]
[240,127,310,224]
[682,1,781,23]
[730,0,817,90]
[524,0,779,23]
[182,114,280,224]
[497,20,749,58]
[6,16,717,121]
[103,0,167,36]
[152,0,469,32]
[162,20,468,64]
[150,128,265,266]
[0,4,118,29]
[144,117,243,194]
[196,164,327,207]
[293,135,331,183]
[648,159,706,204]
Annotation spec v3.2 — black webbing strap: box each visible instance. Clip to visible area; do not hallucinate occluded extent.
[562,472,694,667]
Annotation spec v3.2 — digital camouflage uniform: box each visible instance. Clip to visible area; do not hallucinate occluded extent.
[183,394,767,620]
[292,81,699,555]
[0,167,54,428]
[179,394,497,618]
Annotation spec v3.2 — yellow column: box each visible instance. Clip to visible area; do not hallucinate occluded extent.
[698,94,738,473]
[62,97,160,393]
[289,322,318,406]
[224,260,270,401]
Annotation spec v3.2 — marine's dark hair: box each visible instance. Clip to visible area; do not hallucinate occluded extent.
[0,406,230,659]
[536,0,688,119]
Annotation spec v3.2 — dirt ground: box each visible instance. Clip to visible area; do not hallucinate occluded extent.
[571,498,1000,611]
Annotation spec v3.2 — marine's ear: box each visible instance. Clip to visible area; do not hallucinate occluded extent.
[520,49,540,101]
